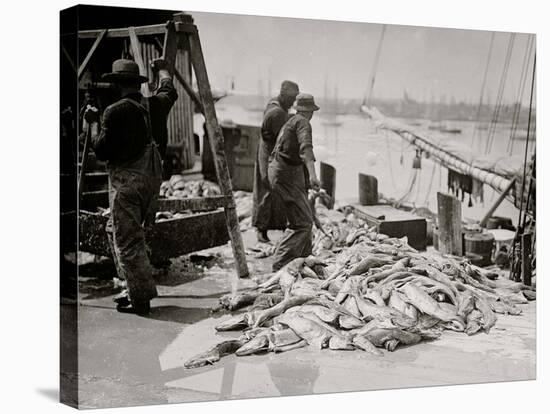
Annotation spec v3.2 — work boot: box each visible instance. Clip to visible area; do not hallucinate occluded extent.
[116,300,151,316]
[257,229,270,243]
[113,289,130,306]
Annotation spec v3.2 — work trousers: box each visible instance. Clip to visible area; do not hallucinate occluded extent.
[252,140,287,231]
[268,159,313,271]
[106,167,160,304]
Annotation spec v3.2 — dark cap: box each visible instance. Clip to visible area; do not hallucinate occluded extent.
[280,80,299,97]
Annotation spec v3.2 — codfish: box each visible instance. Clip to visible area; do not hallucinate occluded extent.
[339,314,364,330]
[401,283,463,324]
[277,313,334,349]
[253,295,313,328]
[352,335,384,356]
[184,339,246,368]
[215,314,248,331]
[236,334,270,356]
[328,335,355,350]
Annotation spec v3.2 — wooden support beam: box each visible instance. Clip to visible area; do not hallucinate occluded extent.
[162,21,178,76]
[78,29,108,81]
[358,173,378,206]
[158,196,231,212]
[76,21,197,39]
[61,43,77,73]
[128,27,151,97]
[521,232,532,286]
[188,30,249,278]
[480,178,516,227]
[152,37,204,114]
[437,192,462,256]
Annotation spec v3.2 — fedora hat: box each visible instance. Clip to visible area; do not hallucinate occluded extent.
[294,93,320,112]
[102,59,148,84]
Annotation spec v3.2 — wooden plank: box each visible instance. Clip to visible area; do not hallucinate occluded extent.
[188,30,249,278]
[128,26,151,96]
[61,43,77,73]
[358,173,378,206]
[162,21,178,76]
[77,21,197,39]
[521,232,532,286]
[78,29,108,80]
[78,125,92,197]
[480,178,516,227]
[79,210,229,264]
[152,36,204,113]
[437,192,462,255]
[158,196,230,212]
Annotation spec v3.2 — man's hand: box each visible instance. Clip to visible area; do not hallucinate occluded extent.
[309,176,321,191]
[84,105,99,124]
[150,58,168,72]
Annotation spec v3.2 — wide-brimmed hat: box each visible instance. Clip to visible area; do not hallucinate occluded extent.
[102,59,148,84]
[294,93,320,112]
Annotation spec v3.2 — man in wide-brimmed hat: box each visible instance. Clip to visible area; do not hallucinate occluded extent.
[252,80,300,243]
[85,58,177,315]
[268,93,321,271]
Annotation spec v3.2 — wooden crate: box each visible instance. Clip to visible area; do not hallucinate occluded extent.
[351,204,427,251]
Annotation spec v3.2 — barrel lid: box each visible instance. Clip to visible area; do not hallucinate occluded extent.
[464,232,495,241]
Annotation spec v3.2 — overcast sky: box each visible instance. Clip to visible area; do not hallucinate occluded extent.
[193,12,535,104]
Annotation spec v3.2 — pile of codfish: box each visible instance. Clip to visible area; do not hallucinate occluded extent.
[159,175,221,198]
[184,204,535,369]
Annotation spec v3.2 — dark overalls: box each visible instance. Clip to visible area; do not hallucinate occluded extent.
[252,98,289,232]
[268,114,315,271]
[105,98,163,304]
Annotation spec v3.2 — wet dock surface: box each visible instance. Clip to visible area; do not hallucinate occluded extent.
[66,230,536,409]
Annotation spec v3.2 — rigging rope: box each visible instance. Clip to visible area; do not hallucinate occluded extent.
[471,32,495,149]
[485,33,516,155]
[507,35,534,155]
[510,53,536,280]
[423,160,437,207]
[363,25,387,106]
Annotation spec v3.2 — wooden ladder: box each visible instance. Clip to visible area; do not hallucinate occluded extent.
[75,12,249,278]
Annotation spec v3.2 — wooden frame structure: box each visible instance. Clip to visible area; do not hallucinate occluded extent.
[71,12,249,277]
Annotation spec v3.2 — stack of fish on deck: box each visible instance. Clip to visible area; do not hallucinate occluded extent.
[184,203,535,368]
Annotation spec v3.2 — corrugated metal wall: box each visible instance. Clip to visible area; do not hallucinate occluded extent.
[139,37,195,169]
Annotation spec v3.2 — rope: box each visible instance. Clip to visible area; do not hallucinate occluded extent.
[423,160,437,207]
[471,32,495,149]
[485,33,516,155]
[507,35,534,155]
[384,130,397,190]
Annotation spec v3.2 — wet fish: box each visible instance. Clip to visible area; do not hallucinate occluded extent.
[343,296,363,319]
[353,294,407,322]
[348,255,395,275]
[465,309,483,335]
[300,265,319,279]
[215,314,248,331]
[388,290,418,321]
[328,335,355,350]
[251,292,284,310]
[474,294,497,332]
[273,339,308,353]
[216,291,260,311]
[352,335,384,356]
[299,304,340,325]
[270,328,302,347]
[339,314,365,330]
[364,328,422,351]
[363,289,385,307]
[277,313,333,349]
[457,293,476,319]
[236,334,270,356]
[253,295,313,328]
[184,339,246,368]
[401,283,463,324]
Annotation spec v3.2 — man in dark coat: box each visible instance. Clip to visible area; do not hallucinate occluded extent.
[252,80,300,243]
[268,93,321,271]
[85,58,177,315]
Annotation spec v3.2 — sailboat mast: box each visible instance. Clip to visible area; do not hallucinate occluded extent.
[363,24,387,106]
